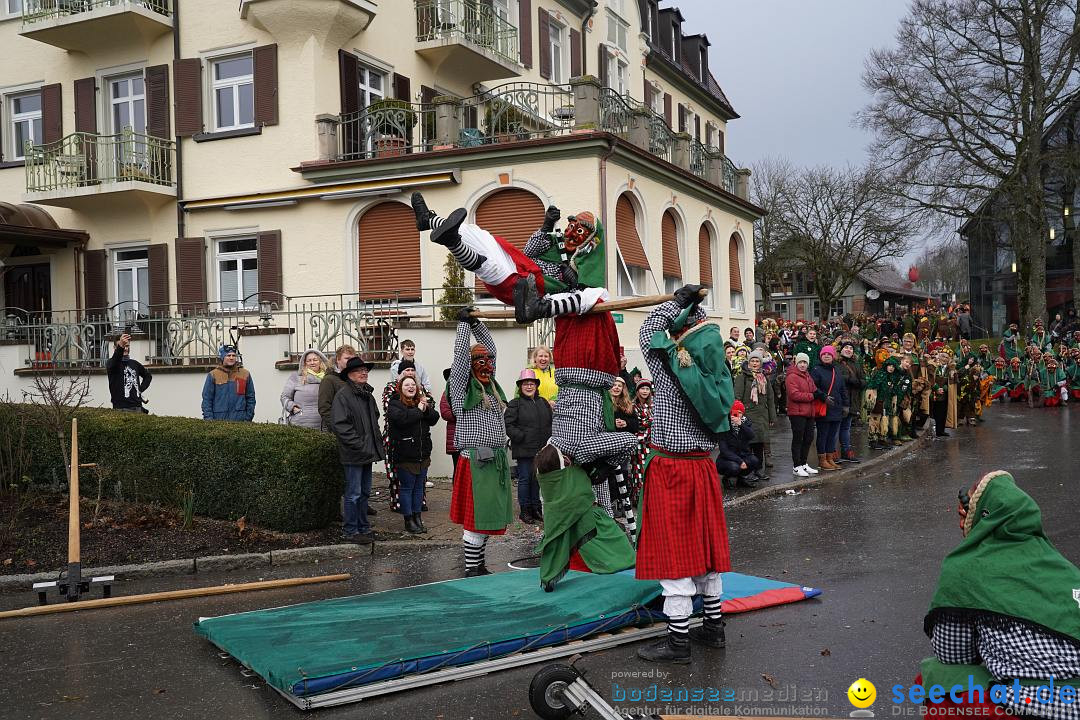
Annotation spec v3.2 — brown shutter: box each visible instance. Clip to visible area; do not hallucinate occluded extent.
[569,28,581,77]
[538,7,551,80]
[147,243,169,312]
[41,83,62,144]
[144,65,170,140]
[175,236,207,312]
[358,203,422,301]
[717,128,725,155]
[253,44,278,127]
[677,104,686,133]
[83,249,107,312]
[663,93,672,128]
[615,194,649,269]
[694,115,701,142]
[661,210,681,278]
[473,189,545,292]
[393,73,411,101]
[257,230,283,303]
[74,77,96,133]
[597,44,608,87]
[643,77,652,107]
[519,0,533,68]
[339,50,360,115]
[728,235,743,293]
[173,58,203,137]
[698,224,713,286]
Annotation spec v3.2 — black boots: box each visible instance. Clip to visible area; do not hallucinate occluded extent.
[520,508,536,525]
[513,275,542,324]
[430,207,468,247]
[404,513,427,534]
[637,633,691,664]
[413,513,426,532]
[688,619,727,648]
[411,192,435,231]
[464,565,492,578]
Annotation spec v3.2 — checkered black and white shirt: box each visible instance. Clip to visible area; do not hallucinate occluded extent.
[932,617,1080,720]
[450,321,507,454]
[640,300,719,453]
[549,366,638,466]
[523,228,565,282]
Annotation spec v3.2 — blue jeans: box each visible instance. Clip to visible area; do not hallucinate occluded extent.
[342,463,372,536]
[839,414,853,453]
[515,458,540,511]
[397,466,427,517]
[815,419,841,454]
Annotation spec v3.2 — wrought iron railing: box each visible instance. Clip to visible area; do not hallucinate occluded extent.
[25,130,175,194]
[720,154,738,195]
[598,87,637,136]
[457,82,575,146]
[415,0,519,65]
[22,0,171,24]
[339,100,437,162]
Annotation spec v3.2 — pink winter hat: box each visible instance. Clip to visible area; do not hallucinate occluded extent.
[820,345,837,359]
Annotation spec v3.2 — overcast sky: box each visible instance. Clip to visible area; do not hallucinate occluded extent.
[676,0,912,169]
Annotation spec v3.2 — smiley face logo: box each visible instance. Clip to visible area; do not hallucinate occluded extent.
[847,678,876,709]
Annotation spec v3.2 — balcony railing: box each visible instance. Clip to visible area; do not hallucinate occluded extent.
[22,0,171,25]
[25,130,175,194]
[415,0,519,66]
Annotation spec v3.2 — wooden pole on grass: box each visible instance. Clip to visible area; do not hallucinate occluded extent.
[469,290,706,320]
[66,417,81,601]
[0,574,352,620]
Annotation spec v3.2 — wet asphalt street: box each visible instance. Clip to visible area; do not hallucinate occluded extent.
[2,406,1078,720]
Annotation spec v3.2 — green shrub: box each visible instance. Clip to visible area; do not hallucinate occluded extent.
[2,405,345,532]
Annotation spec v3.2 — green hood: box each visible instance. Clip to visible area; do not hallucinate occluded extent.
[650,320,734,434]
[538,220,606,293]
[925,471,1080,645]
[462,375,508,412]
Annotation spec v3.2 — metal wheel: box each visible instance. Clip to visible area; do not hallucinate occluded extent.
[529,664,580,720]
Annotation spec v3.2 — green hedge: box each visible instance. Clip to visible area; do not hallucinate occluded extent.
[3,406,345,532]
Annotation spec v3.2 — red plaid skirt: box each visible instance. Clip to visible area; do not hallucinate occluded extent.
[554,311,620,376]
[448,456,507,535]
[635,451,730,580]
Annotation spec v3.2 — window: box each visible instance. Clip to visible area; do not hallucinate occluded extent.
[644,3,653,39]
[211,54,254,131]
[617,256,646,297]
[7,91,41,161]
[217,237,258,309]
[607,0,625,14]
[607,12,629,53]
[699,47,707,80]
[670,22,677,58]
[773,302,788,315]
[549,19,565,83]
[831,299,845,318]
[114,249,149,317]
[5,0,22,15]
[607,53,629,95]
[109,75,146,135]
[358,62,386,108]
[650,84,663,115]
[729,234,744,312]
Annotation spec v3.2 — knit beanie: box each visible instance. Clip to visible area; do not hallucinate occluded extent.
[795,352,810,366]
[731,400,746,415]
[820,345,837,359]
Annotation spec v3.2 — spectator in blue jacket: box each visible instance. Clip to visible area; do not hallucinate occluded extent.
[811,345,848,471]
[202,345,256,421]
[716,401,761,489]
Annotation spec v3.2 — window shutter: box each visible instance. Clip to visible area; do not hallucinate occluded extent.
[694,115,701,141]
[717,128,725,155]
[519,0,533,68]
[678,104,686,133]
[698,225,713,286]
[147,243,169,312]
[175,236,207,313]
[393,73,411,101]
[41,83,62,144]
[339,50,360,115]
[144,65,170,140]
[663,93,672,128]
[83,249,107,312]
[358,203,422,301]
[728,235,743,293]
[597,44,608,87]
[643,77,652,107]
[74,77,96,134]
[256,230,283,303]
[538,7,551,80]
[615,194,650,269]
[661,210,681,278]
[253,44,278,127]
[173,58,203,137]
[569,28,581,77]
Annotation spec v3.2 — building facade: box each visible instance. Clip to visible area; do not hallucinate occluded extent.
[757,267,931,322]
[0,0,762,442]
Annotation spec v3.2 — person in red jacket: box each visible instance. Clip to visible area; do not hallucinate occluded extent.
[784,352,819,478]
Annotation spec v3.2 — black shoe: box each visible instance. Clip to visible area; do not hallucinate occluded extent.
[405,516,423,534]
[465,565,492,578]
[755,470,771,482]
[513,275,541,324]
[520,509,536,525]
[688,619,727,648]
[532,506,543,521]
[721,475,736,491]
[637,634,691,664]
[411,192,435,231]
[367,506,377,516]
[736,475,760,489]
[412,513,427,533]
[430,207,467,248]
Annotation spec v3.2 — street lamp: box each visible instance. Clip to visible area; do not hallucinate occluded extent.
[259,300,274,327]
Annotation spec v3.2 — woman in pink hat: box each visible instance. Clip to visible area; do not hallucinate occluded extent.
[504,368,553,524]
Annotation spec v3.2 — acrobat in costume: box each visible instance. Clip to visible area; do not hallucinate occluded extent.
[635,294,734,664]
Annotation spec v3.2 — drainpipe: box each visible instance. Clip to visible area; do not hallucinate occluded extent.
[581,1,598,74]
[598,134,617,278]
[74,246,82,313]
[173,0,185,257]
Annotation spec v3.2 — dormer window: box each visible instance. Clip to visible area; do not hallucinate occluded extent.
[670,23,678,58]
[699,47,707,80]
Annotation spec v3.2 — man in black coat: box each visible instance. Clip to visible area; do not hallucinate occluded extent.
[330,357,385,544]
[106,333,151,412]
[715,401,761,489]
[504,369,553,523]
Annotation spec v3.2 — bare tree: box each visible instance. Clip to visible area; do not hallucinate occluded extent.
[911,236,971,297]
[750,157,796,306]
[22,372,93,472]
[859,0,1080,327]
[781,165,916,322]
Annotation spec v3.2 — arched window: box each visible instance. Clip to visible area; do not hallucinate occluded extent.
[698,223,714,308]
[661,209,682,293]
[615,193,649,296]
[473,188,545,294]
[358,202,421,301]
[729,233,744,312]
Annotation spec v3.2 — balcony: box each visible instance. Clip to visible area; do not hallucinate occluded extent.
[20,0,172,53]
[24,131,176,210]
[415,0,522,81]
[306,79,749,200]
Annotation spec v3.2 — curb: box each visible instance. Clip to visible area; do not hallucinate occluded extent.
[725,431,934,509]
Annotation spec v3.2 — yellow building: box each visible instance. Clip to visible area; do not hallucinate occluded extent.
[0,0,762,412]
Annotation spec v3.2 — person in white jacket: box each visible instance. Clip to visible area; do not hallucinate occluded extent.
[280,349,331,430]
[389,339,432,392]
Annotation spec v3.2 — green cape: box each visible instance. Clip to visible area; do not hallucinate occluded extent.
[466,447,513,531]
[650,319,734,434]
[537,221,606,293]
[462,375,508,412]
[925,472,1080,646]
[535,465,635,586]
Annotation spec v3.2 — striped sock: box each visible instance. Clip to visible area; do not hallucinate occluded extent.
[429,213,444,229]
[703,596,723,622]
[543,291,582,317]
[667,616,690,642]
[464,538,486,569]
[450,243,484,272]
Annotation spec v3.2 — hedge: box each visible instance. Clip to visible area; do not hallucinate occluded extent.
[2,405,345,532]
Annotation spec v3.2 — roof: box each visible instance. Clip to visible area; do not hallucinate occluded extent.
[857,267,933,299]
[0,202,88,247]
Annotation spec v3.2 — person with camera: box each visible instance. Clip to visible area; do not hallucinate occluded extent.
[106,333,151,413]
[387,375,439,534]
